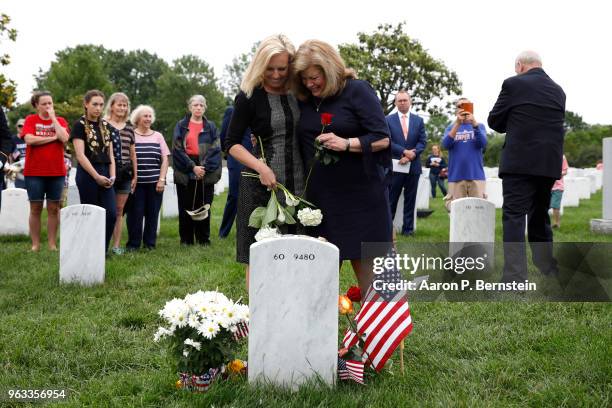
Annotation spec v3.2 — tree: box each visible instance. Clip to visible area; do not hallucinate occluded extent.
[339,22,462,115]
[0,13,18,107]
[153,55,226,140]
[564,110,589,132]
[221,42,259,100]
[425,112,451,142]
[35,44,113,102]
[104,49,169,107]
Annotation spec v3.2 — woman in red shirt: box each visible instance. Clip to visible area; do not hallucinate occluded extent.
[20,91,70,251]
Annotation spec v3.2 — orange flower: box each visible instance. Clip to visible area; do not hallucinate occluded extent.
[338,295,354,315]
[228,359,245,374]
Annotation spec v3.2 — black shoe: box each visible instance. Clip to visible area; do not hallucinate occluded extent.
[199,240,211,246]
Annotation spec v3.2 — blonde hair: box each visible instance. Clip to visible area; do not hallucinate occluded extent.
[240,34,295,98]
[292,39,356,101]
[104,92,131,121]
[130,105,155,127]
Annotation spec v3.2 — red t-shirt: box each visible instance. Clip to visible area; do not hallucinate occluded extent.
[185,120,204,156]
[20,114,70,176]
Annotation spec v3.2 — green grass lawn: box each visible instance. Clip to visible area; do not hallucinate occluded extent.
[0,190,610,407]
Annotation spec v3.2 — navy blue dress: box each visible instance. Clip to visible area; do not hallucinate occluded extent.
[298,79,392,260]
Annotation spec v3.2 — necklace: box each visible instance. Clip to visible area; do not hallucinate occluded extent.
[314,97,324,112]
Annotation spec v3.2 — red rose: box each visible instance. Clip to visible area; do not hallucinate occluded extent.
[346,286,362,302]
[320,113,334,126]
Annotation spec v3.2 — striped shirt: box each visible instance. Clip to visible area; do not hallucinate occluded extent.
[134,131,170,184]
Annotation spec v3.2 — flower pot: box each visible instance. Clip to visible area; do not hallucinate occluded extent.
[177,368,220,393]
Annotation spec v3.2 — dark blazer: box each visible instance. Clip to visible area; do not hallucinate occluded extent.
[488,68,566,179]
[0,110,14,168]
[387,112,427,175]
[172,114,221,185]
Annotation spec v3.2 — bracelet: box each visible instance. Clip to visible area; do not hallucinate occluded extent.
[345,138,351,152]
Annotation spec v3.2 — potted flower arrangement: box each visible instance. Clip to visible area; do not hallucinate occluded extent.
[154,290,249,392]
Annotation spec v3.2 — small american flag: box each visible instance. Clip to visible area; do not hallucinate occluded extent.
[338,357,365,384]
[343,248,413,371]
[232,321,249,341]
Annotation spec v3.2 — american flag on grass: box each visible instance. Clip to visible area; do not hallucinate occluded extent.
[343,248,413,371]
[232,321,249,341]
[338,357,365,384]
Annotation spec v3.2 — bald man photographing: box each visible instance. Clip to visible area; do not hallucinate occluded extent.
[488,51,566,283]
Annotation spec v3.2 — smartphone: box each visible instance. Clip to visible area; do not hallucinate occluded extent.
[460,102,474,114]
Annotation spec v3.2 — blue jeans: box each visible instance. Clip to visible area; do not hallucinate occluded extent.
[429,173,447,198]
[76,164,117,252]
[126,183,163,249]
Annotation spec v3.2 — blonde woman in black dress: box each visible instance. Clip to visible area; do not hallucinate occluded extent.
[225,34,305,287]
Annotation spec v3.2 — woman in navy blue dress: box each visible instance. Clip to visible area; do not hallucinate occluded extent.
[293,40,392,294]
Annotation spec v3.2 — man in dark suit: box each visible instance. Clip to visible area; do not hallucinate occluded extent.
[488,51,566,282]
[218,106,252,238]
[387,90,427,236]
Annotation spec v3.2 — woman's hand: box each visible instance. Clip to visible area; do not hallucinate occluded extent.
[193,165,205,179]
[156,179,165,193]
[95,174,112,188]
[258,165,277,190]
[317,132,349,152]
[130,177,137,193]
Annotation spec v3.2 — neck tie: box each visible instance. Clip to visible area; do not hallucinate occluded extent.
[401,114,408,139]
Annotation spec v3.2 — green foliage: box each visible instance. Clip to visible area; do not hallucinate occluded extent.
[338,22,462,115]
[105,49,169,107]
[152,55,225,141]
[222,42,259,100]
[0,13,18,107]
[36,45,114,102]
[564,110,589,132]
[564,125,612,167]
[425,112,450,142]
[483,133,505,167]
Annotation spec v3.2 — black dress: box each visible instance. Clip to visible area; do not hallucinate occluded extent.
[298,79,392,260]
[226,87,305,263]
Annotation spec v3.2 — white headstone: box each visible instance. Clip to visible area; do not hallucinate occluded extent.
[591,138,612,234]
[586,174,598,194]
[449,198,495,268]
[561,178,580,207]
[393,190,417,233]
[60,204,105,285]
[416,176,430,209]
[248,236,339,389]
[66,185,80,207]
[485,178,503,208]
[0,188,29,236]
[162,184,179,218]
[574,176,591,200]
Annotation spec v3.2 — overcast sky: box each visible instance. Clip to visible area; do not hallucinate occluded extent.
[2,0,610,124]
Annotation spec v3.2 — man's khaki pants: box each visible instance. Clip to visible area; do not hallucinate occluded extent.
[444,180,486,211]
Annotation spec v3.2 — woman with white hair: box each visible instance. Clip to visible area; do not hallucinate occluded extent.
[225,34,306,282]
[125,105,170,250]
[172,94,221,245]
[105,92,137,254]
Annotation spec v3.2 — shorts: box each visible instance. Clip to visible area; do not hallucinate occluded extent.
[24,176,65,202]
[114,179,132,195]
[550,189,563,209]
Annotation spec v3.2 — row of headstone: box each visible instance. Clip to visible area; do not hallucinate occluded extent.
[591,138,612,234]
